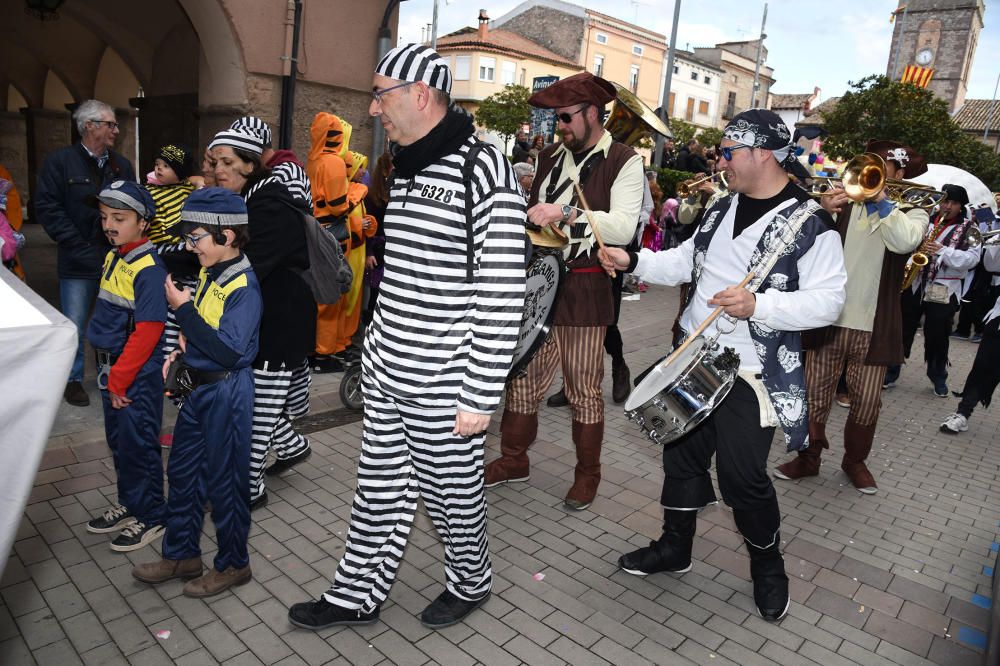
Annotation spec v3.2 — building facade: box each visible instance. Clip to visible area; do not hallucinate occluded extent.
[667,51,724,129]
[694,40,775,129]
[769,88,821,130]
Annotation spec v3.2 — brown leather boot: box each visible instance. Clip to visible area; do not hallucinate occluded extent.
[132,557,203,584]
[773,420,828,481]
[484,411,537,488]
[564,420,603,511]
[183,565,252,598]
[842,418,878,494]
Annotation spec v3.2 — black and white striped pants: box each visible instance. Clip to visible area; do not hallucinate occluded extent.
[322,378,492,614]
[250,365,311,500]
[286,358,311,420]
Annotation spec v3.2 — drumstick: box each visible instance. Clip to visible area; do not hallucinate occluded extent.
[571,181,615,277]
[659,272,756,369]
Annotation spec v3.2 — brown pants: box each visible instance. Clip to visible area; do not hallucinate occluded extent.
[506,325,605,424]
[806,326,886,428]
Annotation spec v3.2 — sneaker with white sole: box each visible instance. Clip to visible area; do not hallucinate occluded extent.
[87,505,136,534]
[110,522,165,552]
[940,413,969,434]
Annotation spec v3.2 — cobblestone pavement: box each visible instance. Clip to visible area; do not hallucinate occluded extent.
[2,268,998,664]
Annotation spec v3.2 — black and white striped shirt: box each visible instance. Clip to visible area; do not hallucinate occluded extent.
[364,137,527,414]
[271,161,313,209]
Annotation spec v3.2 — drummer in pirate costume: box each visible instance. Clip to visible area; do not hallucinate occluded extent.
[775,140,929,494]
[600,109,846,621]
[483,72,645,511]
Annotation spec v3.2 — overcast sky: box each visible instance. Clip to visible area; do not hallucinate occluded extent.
[396,0,1000,102]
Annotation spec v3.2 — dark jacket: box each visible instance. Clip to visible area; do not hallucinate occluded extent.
[35,144,135,278]
[242,178,317,368]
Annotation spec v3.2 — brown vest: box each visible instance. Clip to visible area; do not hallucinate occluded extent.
[530,140,636,326]
[802,204,909,365]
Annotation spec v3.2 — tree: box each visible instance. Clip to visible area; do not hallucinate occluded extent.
[475,84,531,156]
[697,127,724,149]
[669,118,697,146]
[820,74,1000,189]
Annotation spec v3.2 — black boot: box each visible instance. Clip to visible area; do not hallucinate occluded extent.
[547,386,569,408]
[745,536,789,622]
[618,510,695,575]
[611,359,631,404]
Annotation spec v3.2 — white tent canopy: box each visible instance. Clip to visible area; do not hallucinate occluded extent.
[910,164,997,213]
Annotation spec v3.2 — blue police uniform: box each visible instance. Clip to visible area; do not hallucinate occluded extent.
[85,240,167,528]
[161,254,262,573]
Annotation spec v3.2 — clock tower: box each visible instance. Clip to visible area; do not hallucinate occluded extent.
[885,0,986,112]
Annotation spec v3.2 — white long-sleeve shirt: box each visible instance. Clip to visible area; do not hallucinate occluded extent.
[912,221,981,301]
[634,195,846,372]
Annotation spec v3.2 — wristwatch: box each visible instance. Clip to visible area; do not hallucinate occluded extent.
[561,204,574,221]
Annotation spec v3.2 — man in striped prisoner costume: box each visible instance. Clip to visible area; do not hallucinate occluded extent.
[483,72,646,511]
[288,44,526,630]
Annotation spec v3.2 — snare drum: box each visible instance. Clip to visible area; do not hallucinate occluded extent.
[509,246,564,377]
[624,336,740,444]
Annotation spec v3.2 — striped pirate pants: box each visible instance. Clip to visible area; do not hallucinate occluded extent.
[286,359,311,420]
[322,378,492,614]
[806,326,886,428]
[506,325,606,424]
[250,365,311,500]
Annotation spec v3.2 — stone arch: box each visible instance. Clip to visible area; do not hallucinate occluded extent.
[94,46,141,108]
[177,0,247,107]
[42,70,74,111]
[7,85,28,113]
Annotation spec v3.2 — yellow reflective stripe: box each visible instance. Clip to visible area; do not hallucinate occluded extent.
[97,251,157,310]
[195,273,249,329]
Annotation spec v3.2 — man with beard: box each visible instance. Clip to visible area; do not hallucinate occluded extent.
[288,44,526,630]
[483,72,645,512]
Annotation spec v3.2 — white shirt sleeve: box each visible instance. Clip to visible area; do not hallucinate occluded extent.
[577,154,645,246]
[936,244,981,272]
[751,230,847,332]
[633,239,695,287]
[984,245,1000,273]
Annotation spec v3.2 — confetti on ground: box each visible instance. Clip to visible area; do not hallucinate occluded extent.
[859,606,865,612]
[533,572,546,581]
[155,630,171,640]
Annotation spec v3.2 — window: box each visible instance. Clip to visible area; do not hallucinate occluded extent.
[479,56,495,82]
[629,64,640,93]
[668,92,675,115]
[685,97,695,121]
[673,65,679,74]
[723,90,737,119]
[520,68,526,86]
[632,44,644,56]
[704,75,711,85]
[594,54,604,77]
[596,32,608,44]
[698,100,709,115]
[690,71,698,81]
[455,56,471,81]
[732,74,738,83]
[501,60,516,85]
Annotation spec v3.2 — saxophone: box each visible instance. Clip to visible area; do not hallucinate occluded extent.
[900,216,946,292]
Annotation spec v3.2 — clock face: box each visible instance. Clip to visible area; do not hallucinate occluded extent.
[916,48,934,66]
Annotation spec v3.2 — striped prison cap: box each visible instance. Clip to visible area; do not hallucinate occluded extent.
[93,180,156,220]
[178,187,249,227]
[208,128,264,156]
[230,116,272,148]
[375,44,452,95]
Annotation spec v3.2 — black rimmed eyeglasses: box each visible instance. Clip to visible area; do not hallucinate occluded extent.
[91,120,120,130]
[372,81,417,104]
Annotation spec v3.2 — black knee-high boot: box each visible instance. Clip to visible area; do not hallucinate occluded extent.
[618,509,696,576]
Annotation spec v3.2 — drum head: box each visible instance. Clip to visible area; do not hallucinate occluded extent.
[509,252,562,377]
[624,337,708,411]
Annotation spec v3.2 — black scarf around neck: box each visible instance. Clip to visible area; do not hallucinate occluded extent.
[391,107,475,178]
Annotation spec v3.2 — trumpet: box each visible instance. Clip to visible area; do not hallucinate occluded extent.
[677,171,728,198]
[808,153,946,210]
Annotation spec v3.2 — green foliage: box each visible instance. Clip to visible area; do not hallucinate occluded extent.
[669,118,697,146]
[697,127,724,149]
[648,166,698,197]
[821,74,1000,190]
[475,84,532,155]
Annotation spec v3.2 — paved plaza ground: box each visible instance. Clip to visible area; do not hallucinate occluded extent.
[2,228,998,664]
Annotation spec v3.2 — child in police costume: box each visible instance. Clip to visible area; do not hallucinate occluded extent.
[132,188,262,598]
[84,181,169,552]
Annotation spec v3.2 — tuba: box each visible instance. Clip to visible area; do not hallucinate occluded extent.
[604,82,672,148]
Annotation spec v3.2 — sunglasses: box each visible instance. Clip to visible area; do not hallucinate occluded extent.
[372,81,416,104]
[556,106,587,124]
[719,144,751,161]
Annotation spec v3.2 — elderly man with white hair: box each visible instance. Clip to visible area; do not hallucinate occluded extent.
[36,99,135,407]
[512,161,534,199]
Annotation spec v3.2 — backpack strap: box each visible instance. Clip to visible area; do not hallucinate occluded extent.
[462,140,486,281]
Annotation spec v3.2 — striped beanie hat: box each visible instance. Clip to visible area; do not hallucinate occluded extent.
[230,116,272,148]
[375,44,452,95]
[178,187,248,227]
[208,128,264,155]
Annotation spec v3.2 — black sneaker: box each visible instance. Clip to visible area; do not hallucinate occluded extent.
[87,505,136,534]
[288,597,379,630]
[420,589,490,629]
[250,492,269,511]
[312,355,344,374]
[265,447,311,476]
[110,522,165,552]
[618,541,692,576]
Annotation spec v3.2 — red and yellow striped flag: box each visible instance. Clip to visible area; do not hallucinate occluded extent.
[901,64,934,88]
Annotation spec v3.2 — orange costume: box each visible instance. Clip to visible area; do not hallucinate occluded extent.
[0,164,25,279]
[307,113,351,357]
[334,150,376,352]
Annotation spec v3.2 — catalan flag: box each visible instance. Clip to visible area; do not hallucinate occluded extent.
[890,5,907,23]
[901,64,934,88]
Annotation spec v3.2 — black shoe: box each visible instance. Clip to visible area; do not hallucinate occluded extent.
[87,505,135,534]
[265,447,311,476]
[618,509,695,576]
[420,589,491,629]
[747,540,789,622]
[312,355,344,374]
[612,360,631,404]
[64,381,90,407]
[110,522,165,552]
[249,492,269,511]
[288,597,379,630]
[546,388,569,408]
